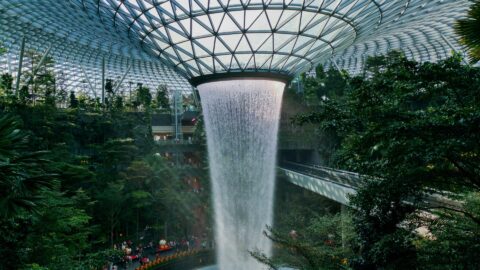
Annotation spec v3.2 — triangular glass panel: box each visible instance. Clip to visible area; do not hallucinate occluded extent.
[274,33,292,51]
[167,28,188,43]
[176,19,191,37]
[175,48,193,62]
[323,0,343,11]
[215,55,232,70]
[245,9,263,29]
[248,11,271,31]
[257,35,273,52]
[245,33,271,51]
[338,1,357,15]
[278,36,297,53]
[244,54,255,70]
[293,35,312,52]
[235,53,252,69]
[227,0,243,8]
[183,60,200,77]
[176,41,194,58]
[214,37,231,54]
[230,56,241,70]
[208,1,222,10]
[304,18,328,37]
[228,10,245,30]
[259,54,273,69]
[218,34,243,51]
[300,11,317,31]
[254,53,270,69]
[213,57,225,72]
[235,35,252,52]
[164,47,178,59]
[271,54,289,70]
[191,16,212,37]
[219,12,241,33]
[195,36,216,53]
[197,57,215,74]
[191,1,206,12]
[209,13,225,32]
[277,10,300,32]
[282,56,300,70]
[265,9,283,29]
[293,38,316,56]
[193,42,211,58]
[159,2,175,18]
[172,0,190,13]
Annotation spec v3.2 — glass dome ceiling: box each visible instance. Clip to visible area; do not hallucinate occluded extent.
[0,0,472,90]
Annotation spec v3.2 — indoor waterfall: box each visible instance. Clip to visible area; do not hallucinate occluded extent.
[198,79,285,270]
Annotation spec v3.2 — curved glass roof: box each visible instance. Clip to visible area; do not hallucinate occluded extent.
[0,0,472,92]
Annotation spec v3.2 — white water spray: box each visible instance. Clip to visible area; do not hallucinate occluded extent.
[198,79,285,270]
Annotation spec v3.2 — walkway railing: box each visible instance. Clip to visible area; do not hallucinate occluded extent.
[279,161,363,189]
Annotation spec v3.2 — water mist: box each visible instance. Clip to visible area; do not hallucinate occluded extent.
[198,79,285,270]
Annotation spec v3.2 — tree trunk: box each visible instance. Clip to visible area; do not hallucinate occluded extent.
[110,213,114,248]
[136,209,139,241]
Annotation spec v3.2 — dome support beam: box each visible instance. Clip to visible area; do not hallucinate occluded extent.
[14,37,26,96]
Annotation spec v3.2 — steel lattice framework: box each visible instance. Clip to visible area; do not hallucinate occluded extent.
[0,0,473,94]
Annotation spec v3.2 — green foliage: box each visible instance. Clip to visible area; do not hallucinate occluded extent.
[295,51,480,269]
[0,43,207,269]
[253,213,356,270]
[0,73,13,95]
[299,66,349,106]
[69,91,78,108]
[455,1,480,62]
[136,85,152,109]
[254,181,357,270]
[0,114,52,217]
[417,193,480,269]
[21,50,56,106]
[0,93,208,269]
[155,84,170,111]
[24,188,92,269]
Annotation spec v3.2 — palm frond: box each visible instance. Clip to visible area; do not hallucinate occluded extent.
[455,1,480,63]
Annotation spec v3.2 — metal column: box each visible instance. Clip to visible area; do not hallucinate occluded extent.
[441,34,469,65]
[331,58,342,71]
[174,91,180,140]
[113,64,132,94]
[25,44,53,85]
[101,57,106,104]
[341,204,347,249]
[81,66,97,98]
[6,52,12,74]
[14,37,26,96]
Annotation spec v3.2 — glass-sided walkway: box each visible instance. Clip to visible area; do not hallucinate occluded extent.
[279,161,462,210]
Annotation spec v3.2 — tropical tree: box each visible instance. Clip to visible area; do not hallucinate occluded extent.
[455,0,480,62]
[0,114,52,217]
[295,51,480,269]
[417,192,480,269]
[155,84,170,111]
[23,188,92,269]
[136,85,152,110]
[0,73,13,95]
[69,91,78,108]
[253,213,356,270]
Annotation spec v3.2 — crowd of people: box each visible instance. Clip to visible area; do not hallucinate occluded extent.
[106,235,211,269]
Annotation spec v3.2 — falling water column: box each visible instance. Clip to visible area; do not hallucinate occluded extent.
[198,79,285,270]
